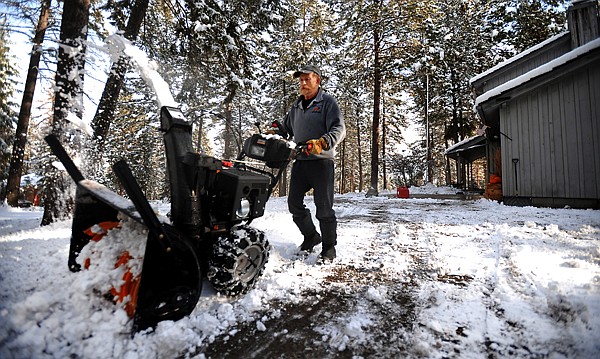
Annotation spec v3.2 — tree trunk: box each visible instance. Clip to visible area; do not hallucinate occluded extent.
[222,82,237,160]
[91,0,149,151]
[340,136,346,193]
[382,90,387,190]
[4,0,51,206]
[356,105,363,192]
[426,74,433,184]
[41,0,90,226]
[339,102,347,194]
[444,122,452,185]
[367,23,381,196]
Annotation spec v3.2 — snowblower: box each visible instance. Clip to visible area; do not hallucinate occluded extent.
[45,106,298,333]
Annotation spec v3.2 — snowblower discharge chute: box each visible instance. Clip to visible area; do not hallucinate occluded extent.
[45,106,295,333]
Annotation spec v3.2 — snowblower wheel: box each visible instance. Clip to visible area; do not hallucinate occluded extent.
[207,225,270,296]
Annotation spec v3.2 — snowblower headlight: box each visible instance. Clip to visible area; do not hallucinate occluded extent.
[236,199,251,219]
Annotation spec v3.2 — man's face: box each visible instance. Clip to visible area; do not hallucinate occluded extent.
[298,72,320,99]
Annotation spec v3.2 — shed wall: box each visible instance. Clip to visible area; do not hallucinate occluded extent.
[500,65,600,200]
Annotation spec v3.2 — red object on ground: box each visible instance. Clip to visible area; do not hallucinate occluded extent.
[397,186,409,198]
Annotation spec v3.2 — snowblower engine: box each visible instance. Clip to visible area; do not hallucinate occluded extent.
[45,106,295,333]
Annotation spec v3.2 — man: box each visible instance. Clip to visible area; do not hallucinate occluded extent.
[281,64,346,261]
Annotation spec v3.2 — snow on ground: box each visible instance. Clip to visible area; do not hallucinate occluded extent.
[1,189,599,358]
[403,182,459,195]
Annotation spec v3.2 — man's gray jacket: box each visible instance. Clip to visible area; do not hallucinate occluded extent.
[282,88,346,161]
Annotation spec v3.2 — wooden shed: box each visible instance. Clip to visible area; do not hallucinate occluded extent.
[445,134,487,191]
[470,0,600,208]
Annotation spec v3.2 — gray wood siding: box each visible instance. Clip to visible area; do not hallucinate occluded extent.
[500,65,600,200]
[589,65,600,197]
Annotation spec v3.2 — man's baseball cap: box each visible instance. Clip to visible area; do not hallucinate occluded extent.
[293,64,322,78]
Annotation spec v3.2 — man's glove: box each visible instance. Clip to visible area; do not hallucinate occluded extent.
[306,137,329,155]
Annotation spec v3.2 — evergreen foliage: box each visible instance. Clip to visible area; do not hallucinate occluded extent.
[488,0,568,53]
[1,0,573,205]
[0,16,18,194]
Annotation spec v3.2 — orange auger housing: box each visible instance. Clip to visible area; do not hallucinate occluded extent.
[83,221,120,243]
[83,221,140,317]
[110,251,140,317]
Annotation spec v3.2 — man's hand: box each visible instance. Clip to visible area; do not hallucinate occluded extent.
[306,137,329,155]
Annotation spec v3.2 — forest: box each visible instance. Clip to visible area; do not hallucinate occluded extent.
[0,0,569,224]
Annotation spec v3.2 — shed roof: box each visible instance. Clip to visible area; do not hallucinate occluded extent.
[445,135,486,162]
[469,31,569,86]
[472,36,600,130]
[474,37,600,107]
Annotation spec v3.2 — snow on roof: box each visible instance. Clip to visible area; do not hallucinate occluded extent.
[445,134,486,155]
[474,37,600,107]
[469,32,569,85]
[20,173,44,186]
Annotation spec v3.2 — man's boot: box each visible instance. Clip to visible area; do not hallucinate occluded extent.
[300,232,321,252]
[319,220,337,261]
[319,245,336,261]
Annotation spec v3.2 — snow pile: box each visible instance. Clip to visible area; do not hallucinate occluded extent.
[408,182,459,195]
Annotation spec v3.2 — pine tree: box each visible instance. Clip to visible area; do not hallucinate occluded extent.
[91,0,150,152]
[488,0,568,54]
[258,0,338,195]
[4,0,51,206]
[399,0,501,185]
[327,0,414,194]
[173,0,287,159]
[41,0,90,225]
[100,76,166,199]
[0,16,18,200]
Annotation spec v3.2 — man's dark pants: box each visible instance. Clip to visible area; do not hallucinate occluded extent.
[287,159,337,248]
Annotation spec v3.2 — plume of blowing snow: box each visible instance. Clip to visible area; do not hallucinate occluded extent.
[103,34,178,109]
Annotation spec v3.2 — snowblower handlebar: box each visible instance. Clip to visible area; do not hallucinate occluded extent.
[294,142,313,157]
[45,134,85,183]
[269,120,289,139]
[265,121,315,157]
[112,160,173,252]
